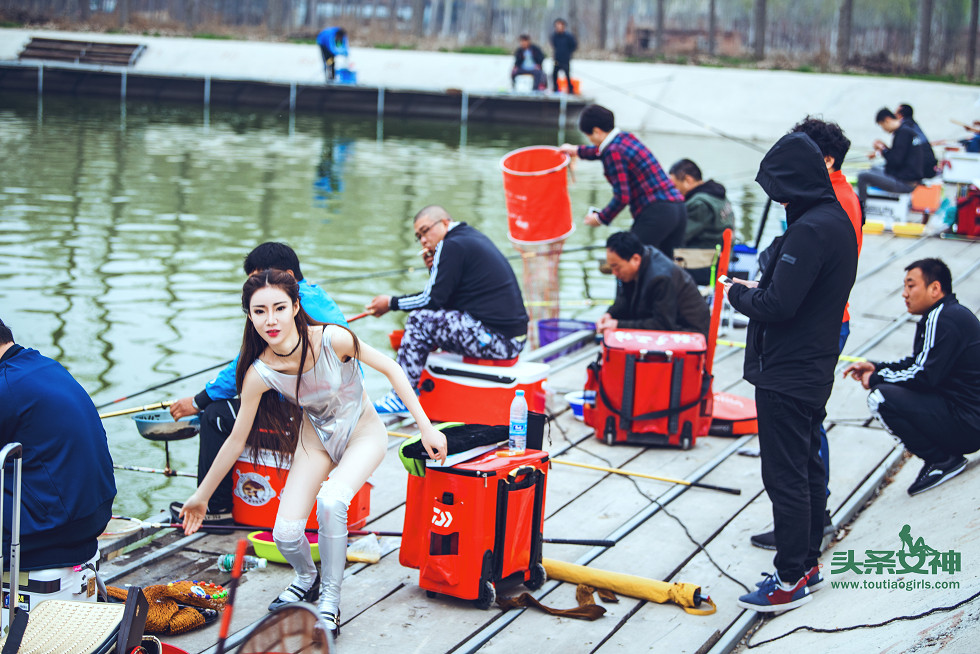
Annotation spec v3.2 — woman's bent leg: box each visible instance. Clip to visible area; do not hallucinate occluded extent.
[271,414,335,609]
[316,401,387,630]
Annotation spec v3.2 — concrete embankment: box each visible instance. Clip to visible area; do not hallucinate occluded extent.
[2,27,978,144]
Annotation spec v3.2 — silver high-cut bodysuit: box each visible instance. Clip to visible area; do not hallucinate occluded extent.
[252,327,364,463]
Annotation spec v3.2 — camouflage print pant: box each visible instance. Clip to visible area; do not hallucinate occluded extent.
[398,309,526,388]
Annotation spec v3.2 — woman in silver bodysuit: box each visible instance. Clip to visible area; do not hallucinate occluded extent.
[180,269,446,635]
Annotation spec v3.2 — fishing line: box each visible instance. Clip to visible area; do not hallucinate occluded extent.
[95,360,232,410]
[746,588,980,648]
[573,70,768,155]
[560,431,752,593]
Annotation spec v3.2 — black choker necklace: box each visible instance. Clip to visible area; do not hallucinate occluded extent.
[272,339,300,358]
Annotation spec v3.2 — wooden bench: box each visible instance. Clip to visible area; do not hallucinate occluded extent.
[18,37,145,67]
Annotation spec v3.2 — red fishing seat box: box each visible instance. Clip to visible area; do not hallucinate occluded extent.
[399,448,548,608]
[232,448,371,530]
[584,330,712,449]
[418,352,548,424]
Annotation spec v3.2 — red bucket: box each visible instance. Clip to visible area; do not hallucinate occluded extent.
[500,146,574,245]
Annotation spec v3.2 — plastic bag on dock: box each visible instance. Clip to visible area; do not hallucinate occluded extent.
[347,533,381,564]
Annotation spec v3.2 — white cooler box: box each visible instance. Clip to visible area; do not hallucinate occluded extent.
[2,554,99,630]
[943,151,980,185]
[865,187,911,225]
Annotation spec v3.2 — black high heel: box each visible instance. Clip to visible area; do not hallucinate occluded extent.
[267,573,320,611]
[320,609,340,638]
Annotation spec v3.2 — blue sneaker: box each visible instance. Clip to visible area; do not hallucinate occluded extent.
[756,564,825,593]
[373,390,409,416]
[738,571,811,613]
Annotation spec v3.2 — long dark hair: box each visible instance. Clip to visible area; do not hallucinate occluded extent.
[236,269,360,463]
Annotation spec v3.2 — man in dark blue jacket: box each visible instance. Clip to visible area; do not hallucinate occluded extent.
[511,34,547,91]
[725,132,858,613]
[367,205,528,414]
[0,317,116,569]
[550,18,578,93]
[856,108,926,214]
[844,258,980,496]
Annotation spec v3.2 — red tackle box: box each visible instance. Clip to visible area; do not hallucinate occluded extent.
[418,352,548,424]
[584,330,712,449]
[232,448,371,530]
[399,448,549,608]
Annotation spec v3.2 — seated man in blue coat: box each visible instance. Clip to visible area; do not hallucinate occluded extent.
[0,317,116,570]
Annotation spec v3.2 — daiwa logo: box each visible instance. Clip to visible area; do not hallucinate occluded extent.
[432,507,454,528]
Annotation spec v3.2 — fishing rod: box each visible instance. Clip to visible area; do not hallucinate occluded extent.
[99,401,173,419]
[716,339,867,363]
[574,70,768,155]
[112,463,195,478]
[95,360,232,410]
[551,459,741,495]
[120,519,615,547]
[317,244,607,287]
[385,430,738,495]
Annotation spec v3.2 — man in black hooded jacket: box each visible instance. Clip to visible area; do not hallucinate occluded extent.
[725,132,858,613]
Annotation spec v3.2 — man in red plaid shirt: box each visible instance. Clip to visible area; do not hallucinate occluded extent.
[561,104,687,258]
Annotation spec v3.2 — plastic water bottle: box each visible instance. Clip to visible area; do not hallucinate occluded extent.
[217,554,268,573]
[509,390,528,455]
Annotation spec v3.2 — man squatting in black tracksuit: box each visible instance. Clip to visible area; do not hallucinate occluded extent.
[725,132,858,612]
[367,205,528,414]
[843,258,980,496]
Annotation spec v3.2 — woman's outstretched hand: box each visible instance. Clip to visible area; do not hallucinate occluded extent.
[420,425,448,466]
[179,492,208,535]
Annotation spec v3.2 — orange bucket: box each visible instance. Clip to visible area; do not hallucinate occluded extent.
[500,146,574,244]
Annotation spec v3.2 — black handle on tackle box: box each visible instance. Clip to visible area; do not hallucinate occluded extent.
[505,465,541,491]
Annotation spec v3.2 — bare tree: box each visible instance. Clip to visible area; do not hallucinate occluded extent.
[753,0,766,60]
[599,0,609,50]
[483,0,494,46]
[708,0,717,55]
[655,0,664,54]
[836,0,852,66]
[116,0,130,27]
[969,0,979,79]
[413,0,425,38]
[916,0,934,72]
[304,0,315,27]
[78,0,89,20]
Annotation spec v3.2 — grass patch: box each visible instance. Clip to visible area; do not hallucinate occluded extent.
[0,21,22,28]
[458,45,510,55]
[373,42,416,50]
[193,33,233,40]
[289,37,315,44]
[795,64,815,73]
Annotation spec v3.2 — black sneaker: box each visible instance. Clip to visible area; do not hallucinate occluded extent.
[750,510,834,550]
[169,501,234,525]
[907,455,967,496]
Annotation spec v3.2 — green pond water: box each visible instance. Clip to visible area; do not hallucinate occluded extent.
[0,92,772,519]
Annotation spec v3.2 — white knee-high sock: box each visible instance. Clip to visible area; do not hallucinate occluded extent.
[316,479,354,618]
[272,517,318,599]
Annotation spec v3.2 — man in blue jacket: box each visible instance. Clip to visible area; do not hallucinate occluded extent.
[316,27,348,82]
[0,317,116,569]
[844,258,980,496]
[169,242,347,522]
[725,132,858,613]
